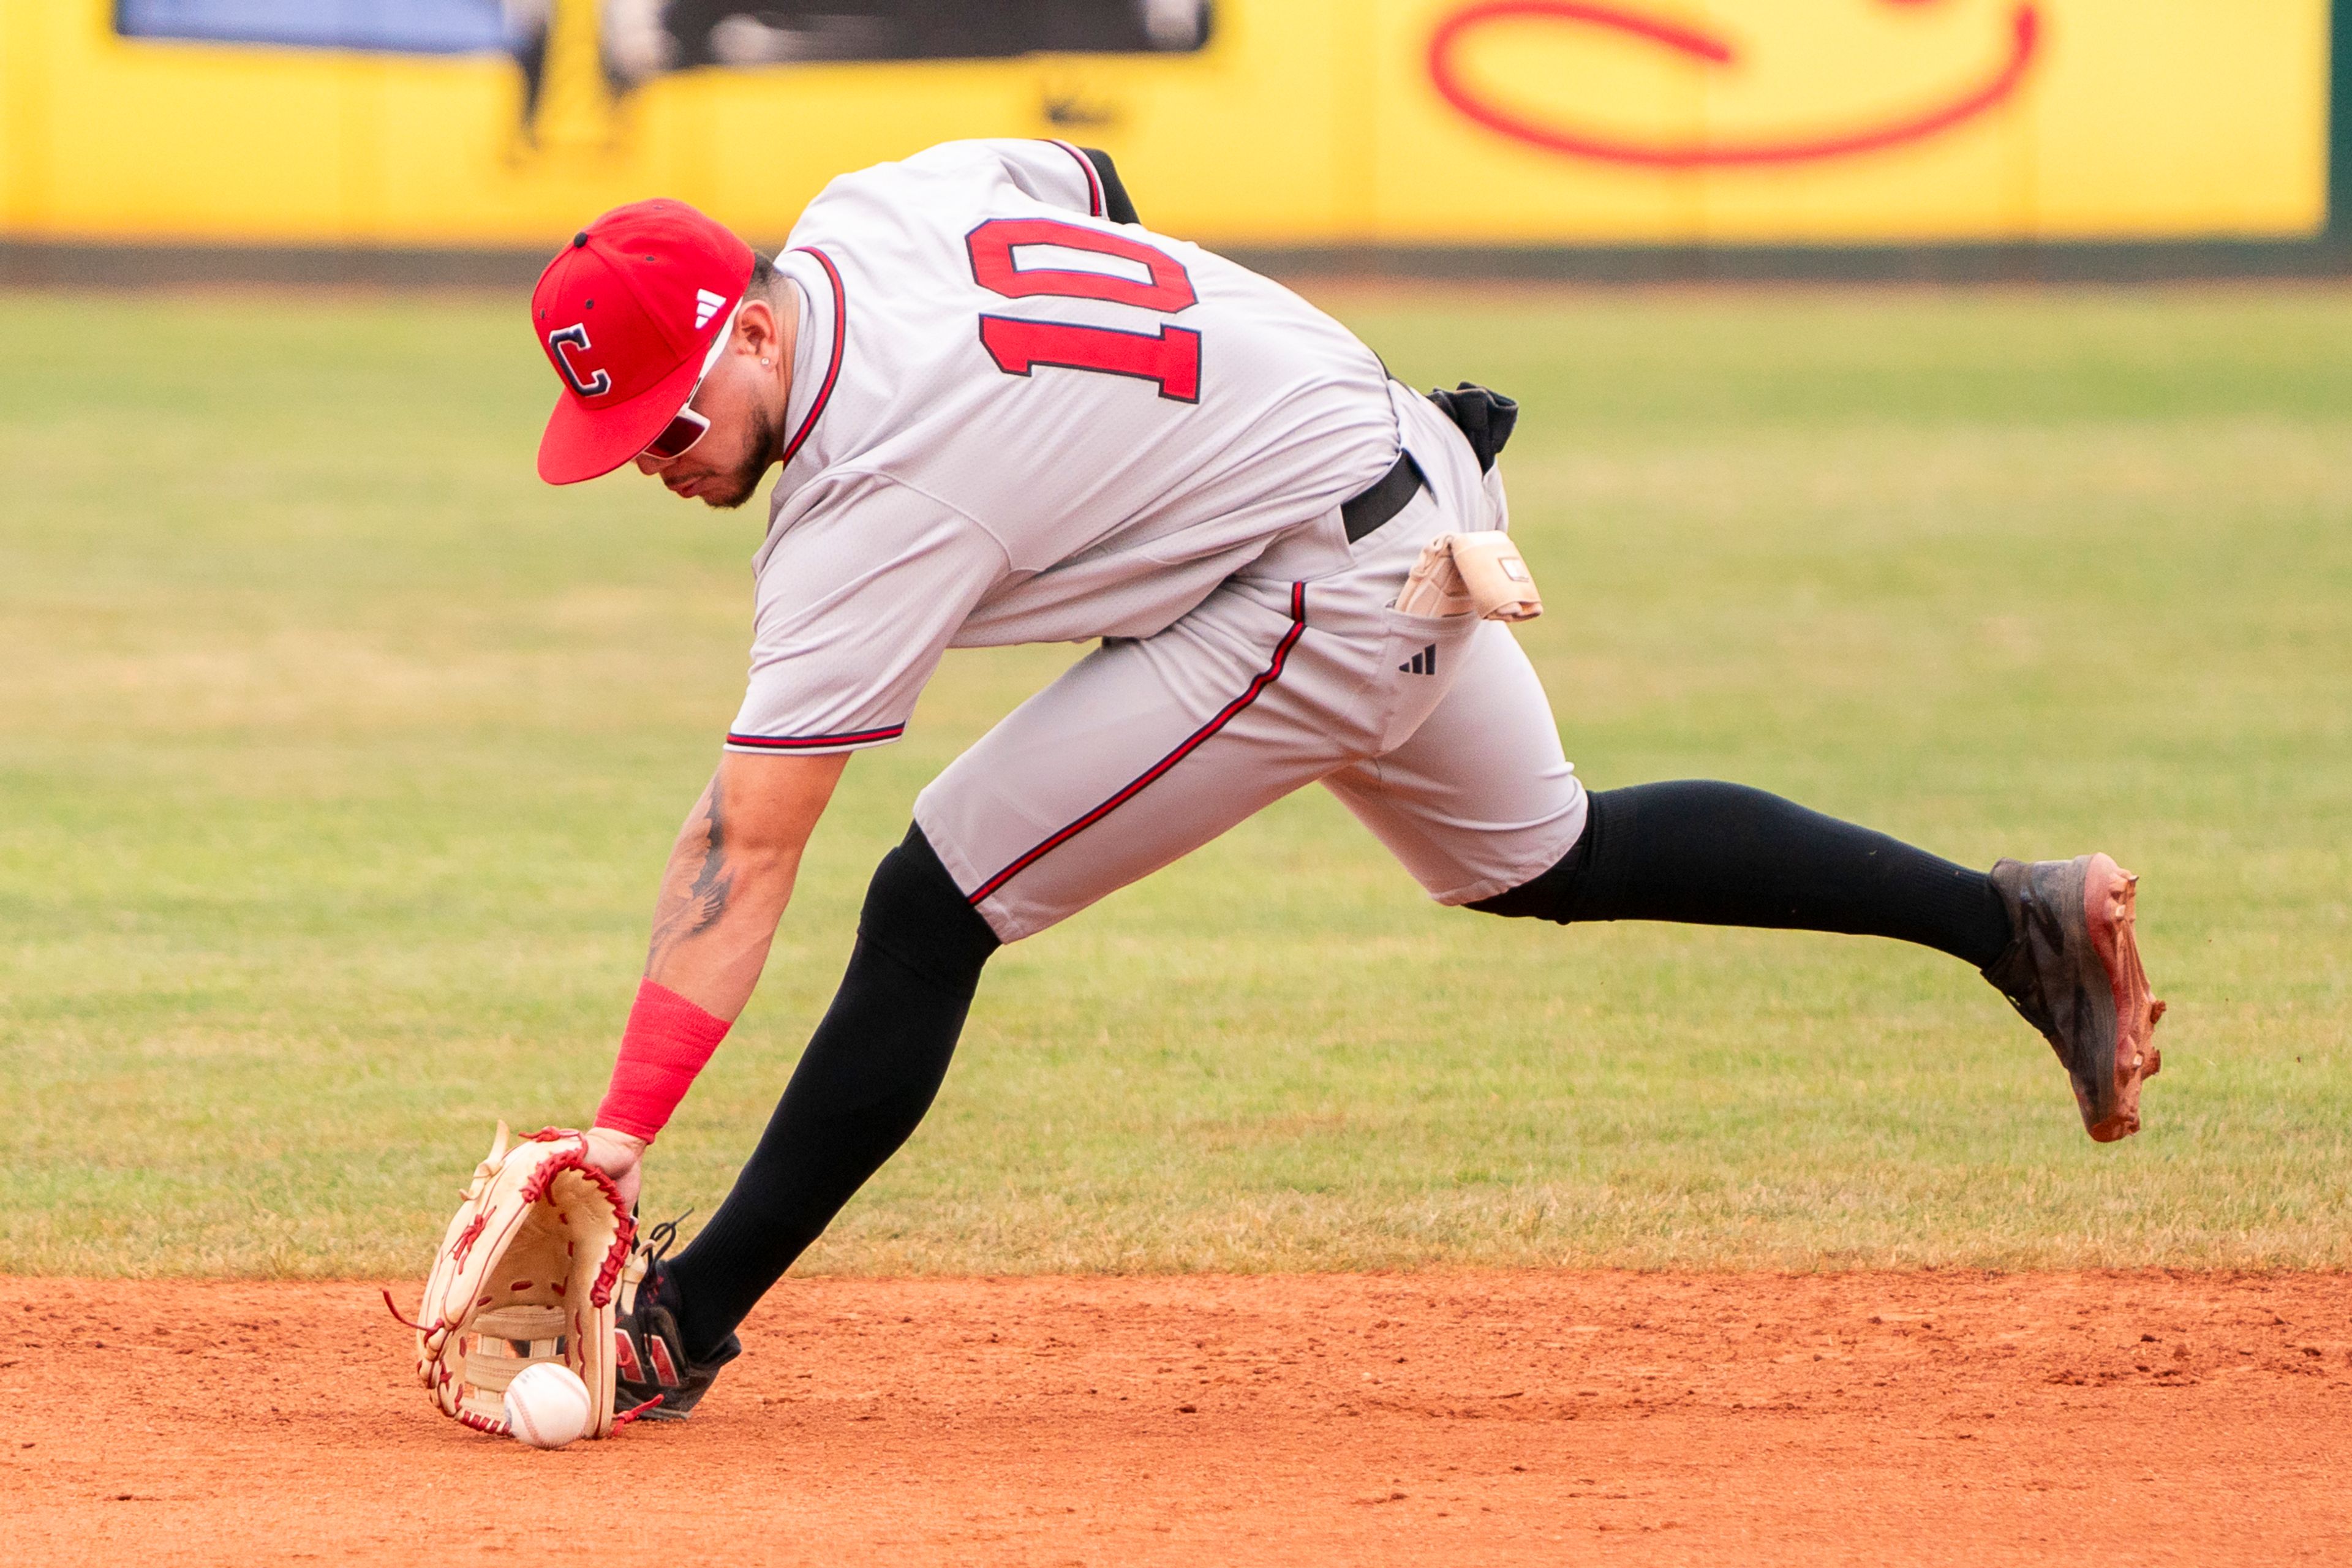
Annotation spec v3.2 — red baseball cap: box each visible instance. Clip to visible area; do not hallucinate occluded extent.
[531,198,755,485]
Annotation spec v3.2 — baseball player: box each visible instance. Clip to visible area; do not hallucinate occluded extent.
[526,140,2162,1419]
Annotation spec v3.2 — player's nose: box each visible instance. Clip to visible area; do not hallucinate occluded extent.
[635,450,669,477]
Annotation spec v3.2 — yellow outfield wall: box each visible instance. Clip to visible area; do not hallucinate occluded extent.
[0,0,2328,249]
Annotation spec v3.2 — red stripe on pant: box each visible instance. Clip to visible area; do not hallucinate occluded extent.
[969,581,1308,906]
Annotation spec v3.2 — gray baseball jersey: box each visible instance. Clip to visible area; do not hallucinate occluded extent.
[731,139,1585,940]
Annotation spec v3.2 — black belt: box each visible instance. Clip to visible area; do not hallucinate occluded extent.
[1340,450,1424,544]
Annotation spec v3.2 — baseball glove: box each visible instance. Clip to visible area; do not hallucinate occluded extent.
[386,1121,641,1438]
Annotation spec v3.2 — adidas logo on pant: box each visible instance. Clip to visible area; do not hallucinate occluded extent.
[1398,644,1437,676]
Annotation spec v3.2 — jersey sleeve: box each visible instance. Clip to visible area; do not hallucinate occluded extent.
[728,481,1008,755]
[900,137,1110,221]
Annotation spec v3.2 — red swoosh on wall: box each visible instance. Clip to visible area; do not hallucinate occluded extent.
[1427,0,2041,168]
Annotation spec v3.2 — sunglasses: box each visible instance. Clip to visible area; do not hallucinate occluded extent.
[638,298,743,465]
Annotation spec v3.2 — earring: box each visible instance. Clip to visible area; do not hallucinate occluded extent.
[760,358,772,368]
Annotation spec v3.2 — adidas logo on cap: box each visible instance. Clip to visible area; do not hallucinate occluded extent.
[694,288,726,329]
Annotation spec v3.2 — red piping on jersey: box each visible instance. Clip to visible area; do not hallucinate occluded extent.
[968,581,1308,906]
[778,246,847,470]
[1047,138,1106,217]
[726,723,905,751]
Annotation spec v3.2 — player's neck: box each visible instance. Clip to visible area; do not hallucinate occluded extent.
[763,281,805,464]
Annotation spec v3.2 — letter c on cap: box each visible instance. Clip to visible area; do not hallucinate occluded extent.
[547,324,612,398]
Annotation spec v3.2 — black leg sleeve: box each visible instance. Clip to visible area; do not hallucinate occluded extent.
[1079,146,1140,224]
[1470,781,2012,968]
[664,824,998,1361]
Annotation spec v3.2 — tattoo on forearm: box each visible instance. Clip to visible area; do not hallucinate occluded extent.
[646,782,734,971]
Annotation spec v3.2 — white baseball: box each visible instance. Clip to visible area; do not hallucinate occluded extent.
[503,1362,594,1450]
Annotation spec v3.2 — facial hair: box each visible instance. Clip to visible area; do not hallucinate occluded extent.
[701,399,785,511]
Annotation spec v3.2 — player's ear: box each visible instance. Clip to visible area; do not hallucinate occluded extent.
[734,297,783,363]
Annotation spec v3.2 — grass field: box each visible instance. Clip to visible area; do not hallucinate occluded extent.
[2,285,2347,1280]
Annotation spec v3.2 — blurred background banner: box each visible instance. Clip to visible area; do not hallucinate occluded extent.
[113,1,516,53]
[0,0,2333,251]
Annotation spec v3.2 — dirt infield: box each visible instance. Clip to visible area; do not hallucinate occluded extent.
[10,1270,2349,1566]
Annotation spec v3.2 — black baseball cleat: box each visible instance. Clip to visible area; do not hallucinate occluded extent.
[1981,854,2166,1142]
[613,1213,741,1422]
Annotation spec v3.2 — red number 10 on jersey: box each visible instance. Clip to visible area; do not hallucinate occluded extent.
[966,218,1202,404]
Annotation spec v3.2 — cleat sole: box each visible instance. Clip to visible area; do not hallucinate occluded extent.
[2081,853,2163,1143]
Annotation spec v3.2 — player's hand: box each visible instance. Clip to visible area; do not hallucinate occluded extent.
[582,1125,647,1211]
